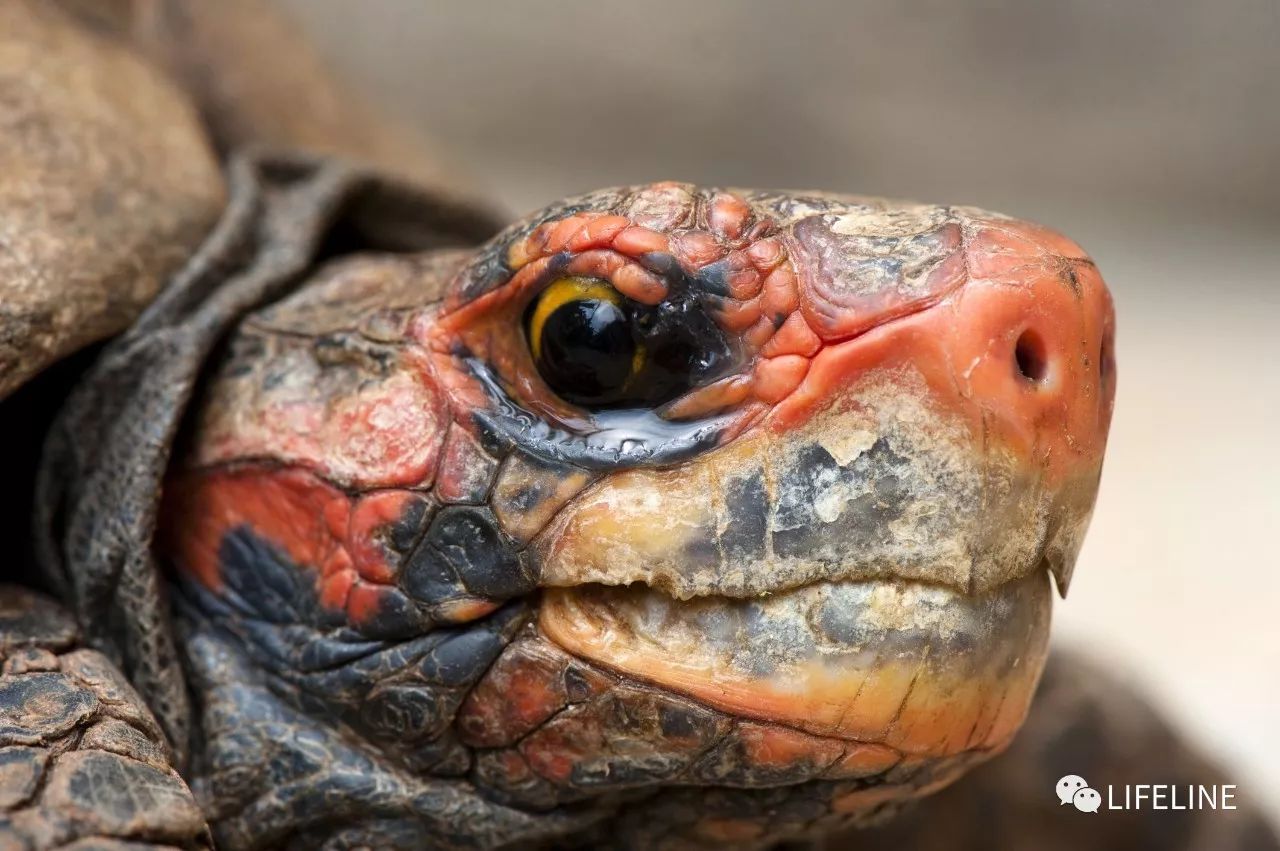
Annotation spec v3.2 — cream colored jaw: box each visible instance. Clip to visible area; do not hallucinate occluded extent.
[539,571,1051,758]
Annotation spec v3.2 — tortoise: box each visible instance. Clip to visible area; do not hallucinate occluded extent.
[0,3,1274,850]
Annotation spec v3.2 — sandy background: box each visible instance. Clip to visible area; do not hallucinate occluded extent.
[278,0,1280,820]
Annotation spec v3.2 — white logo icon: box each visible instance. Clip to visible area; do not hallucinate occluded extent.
[1056,774,1100,813]
[1073,786,1102,813]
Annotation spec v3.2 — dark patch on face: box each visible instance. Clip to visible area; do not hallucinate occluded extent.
[186,528,529,767]
[214,525,328,627]
[498,482,543,515]
[401,539,464,608]
[219,334,267,380]
[693,256,737,298]
[387,496,433,554]
[571,756,683,788]
[771,438,912,560]
[297,633,387,671]
[364,588,435,640]
[419,505,536,600]
[562,664,602,704]
[419,626,512,687]
[681,538,722,573]
[454,247,512,305]
[637,251,682,279]
[740,600,819,679]
[689,737,837,788]
[360,681,453,744]
[814,596,861,647]
[720,472,769,565]
[658,704,708,740]
[1059,262,1083,297]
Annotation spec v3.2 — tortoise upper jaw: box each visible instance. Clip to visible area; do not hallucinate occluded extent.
[532,207,1115,602]
[539,570,1051,761]
[532,353,1104,603]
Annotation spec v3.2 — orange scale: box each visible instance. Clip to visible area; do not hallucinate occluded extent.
[744,315,777,351]
[611,225,669,256]
[564,249,626,280]
[746,235,787,272]
[716,296,763,333]
[708,192,753,241]
[660,374,753,420]
[319,567,356,612]
[321,498,349,541]
[674,230,725,268]
[719,250,763,300]
[545,214,592,253]
[612,263,668,305]
[570,215,630,251]
[761,265,800,320]
[506,229,547,269]
[436,597,502,624]
[761,311,821,359]
[753,355,811,404]
[348,490,417,584]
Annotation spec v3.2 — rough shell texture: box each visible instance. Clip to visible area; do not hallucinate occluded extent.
[0,0,224,399]
[0,585,208,849]
[53,0,462,190]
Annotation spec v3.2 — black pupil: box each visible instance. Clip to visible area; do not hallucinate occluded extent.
[537,299,636,405]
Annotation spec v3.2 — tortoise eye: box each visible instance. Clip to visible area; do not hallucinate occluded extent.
[526,277,645,407]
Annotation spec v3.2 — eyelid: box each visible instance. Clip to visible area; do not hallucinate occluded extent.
[527,277,625,361]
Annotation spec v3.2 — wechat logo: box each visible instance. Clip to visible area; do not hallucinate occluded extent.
[1057,775,1101,813]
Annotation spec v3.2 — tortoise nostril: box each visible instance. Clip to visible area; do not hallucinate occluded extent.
[1014,329,1049,384]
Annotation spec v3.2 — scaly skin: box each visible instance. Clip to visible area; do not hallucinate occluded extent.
[157,183,1115,849]
[0,586,208,849]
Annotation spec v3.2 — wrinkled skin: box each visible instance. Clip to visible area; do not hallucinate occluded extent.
[156,182,1116,848]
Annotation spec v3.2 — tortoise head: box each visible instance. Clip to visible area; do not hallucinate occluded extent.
[161,183,1115,848]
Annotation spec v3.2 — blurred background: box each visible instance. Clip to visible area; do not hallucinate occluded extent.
[277,0,1280,819]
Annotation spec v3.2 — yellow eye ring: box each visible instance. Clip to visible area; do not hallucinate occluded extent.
[526,278,647,401]
[522,273,733,410]
[527,277,624,362]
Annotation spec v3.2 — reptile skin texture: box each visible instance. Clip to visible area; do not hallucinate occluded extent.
[172,170,1106,847]
[20,156,1267,850]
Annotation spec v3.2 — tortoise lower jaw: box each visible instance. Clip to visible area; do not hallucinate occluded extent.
[539,570,1051,758]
